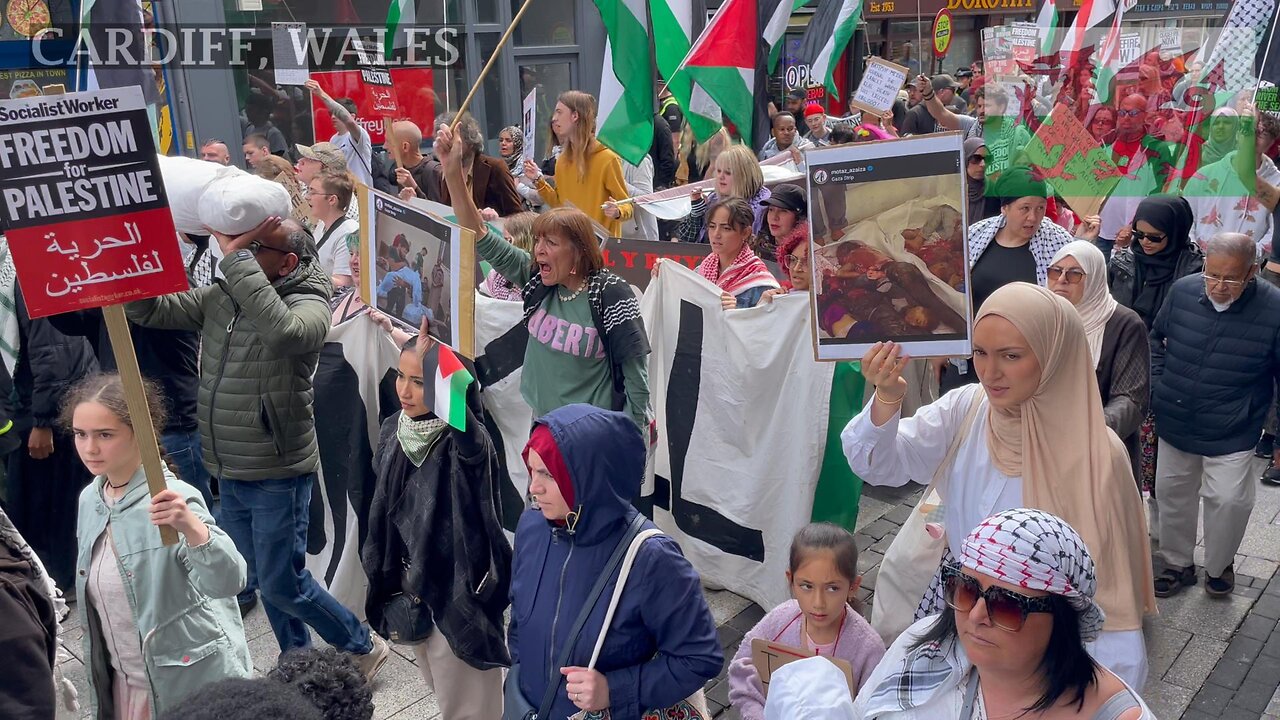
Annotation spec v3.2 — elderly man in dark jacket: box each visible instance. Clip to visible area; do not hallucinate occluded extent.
[127,216,389,678]
[1150,232,1280,598]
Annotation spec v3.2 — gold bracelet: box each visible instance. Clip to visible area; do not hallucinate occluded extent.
[875,387,905,406]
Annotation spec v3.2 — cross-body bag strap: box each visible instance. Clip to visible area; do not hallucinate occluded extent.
[315,219,346,251]
[928,387,985,502]
[535,513,647,719]
[585,528,664,669]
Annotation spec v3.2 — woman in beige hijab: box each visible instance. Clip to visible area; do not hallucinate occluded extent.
[842,282,1156,689]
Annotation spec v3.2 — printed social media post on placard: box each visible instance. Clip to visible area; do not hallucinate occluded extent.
[366,189,473,354]
[0,86,186,318]
[805,133,972,361]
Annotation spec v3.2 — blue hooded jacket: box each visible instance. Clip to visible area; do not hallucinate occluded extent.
[508,404,723,718]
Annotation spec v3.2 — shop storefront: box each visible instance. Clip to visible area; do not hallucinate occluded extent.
[861,0,1052,77]
[202,0,605,161]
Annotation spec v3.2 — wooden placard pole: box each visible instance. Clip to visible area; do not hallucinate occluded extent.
[102,304,178,546]
[449,0,537,132]
[385,115,403,169]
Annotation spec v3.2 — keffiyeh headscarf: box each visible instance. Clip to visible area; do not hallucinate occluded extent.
[859,509,1103,715]
[501,125,524,173]
[959,508,1105,641]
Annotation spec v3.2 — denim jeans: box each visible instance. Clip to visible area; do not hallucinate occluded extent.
[219,475,371,654]
[160,430,213,508]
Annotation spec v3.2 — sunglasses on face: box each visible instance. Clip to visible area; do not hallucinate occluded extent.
[943,566,1054,632]
[1116,109,1144,117]
[968,154,988,165]
[1129,229,1166,243]
[1047,265,1086,284]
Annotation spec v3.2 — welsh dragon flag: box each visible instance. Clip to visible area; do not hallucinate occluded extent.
[680,0,760,142]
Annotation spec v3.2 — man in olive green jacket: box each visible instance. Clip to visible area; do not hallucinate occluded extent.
[127,217,388,678]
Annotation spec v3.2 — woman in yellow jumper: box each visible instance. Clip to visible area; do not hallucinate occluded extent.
[523,90,634,235]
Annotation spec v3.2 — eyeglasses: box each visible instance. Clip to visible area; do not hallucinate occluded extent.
[785,253,807,267]
[248,241,292,256]
[1130,229,1167,244]
[943,566,1053,632]
[1204,274,1247,288]
[968,155,988,165]
[1116,109,1144,117]
[1047,266,1086,284]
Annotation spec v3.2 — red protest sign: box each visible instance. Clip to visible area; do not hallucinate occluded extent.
[311,67,435,146]
[0,86,186,318]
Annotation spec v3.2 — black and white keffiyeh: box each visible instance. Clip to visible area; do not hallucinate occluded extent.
[966,214,1074,288]
[862,509,1104,715]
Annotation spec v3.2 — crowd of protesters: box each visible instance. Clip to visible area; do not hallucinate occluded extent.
[0,45,1278,720]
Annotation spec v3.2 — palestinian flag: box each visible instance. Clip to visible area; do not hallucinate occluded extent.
[796,0,865,96]
[596,0,655,166]
[426,342,475,431]
[1036,0,1060,56]
[385,0,417,59]
[680,0,759,143]
[765,0,812,73]
[652,0,725,142]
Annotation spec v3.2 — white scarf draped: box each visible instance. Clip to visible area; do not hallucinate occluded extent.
[1051,241,1118,368]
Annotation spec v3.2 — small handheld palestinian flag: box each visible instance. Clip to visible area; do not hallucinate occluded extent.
[423,342,474,431]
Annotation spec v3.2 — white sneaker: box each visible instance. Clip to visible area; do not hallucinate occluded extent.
[353,632,390,684]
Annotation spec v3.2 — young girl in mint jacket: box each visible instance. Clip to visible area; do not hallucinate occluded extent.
[69,373,250,719]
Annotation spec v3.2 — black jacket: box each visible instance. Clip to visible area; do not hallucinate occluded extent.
[0,537,56,720]
[1151,275,1280,456]
[362,397,512,671]
[13,289,98,431]
[650,112,677,189]
[47,309,198,434]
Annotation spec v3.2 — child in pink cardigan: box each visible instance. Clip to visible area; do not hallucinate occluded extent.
[728,523,886,720]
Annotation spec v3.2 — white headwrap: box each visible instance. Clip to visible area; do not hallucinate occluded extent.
[1050,241,1118,368]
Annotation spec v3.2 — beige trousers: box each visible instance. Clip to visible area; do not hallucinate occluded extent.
[1155,440,1256,577]
[408,631,504,720]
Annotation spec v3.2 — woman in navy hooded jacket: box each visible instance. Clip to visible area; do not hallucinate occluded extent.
[508,404,722,718]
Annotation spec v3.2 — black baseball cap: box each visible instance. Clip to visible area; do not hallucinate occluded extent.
[787,88,807,101]
[763,184,807,215]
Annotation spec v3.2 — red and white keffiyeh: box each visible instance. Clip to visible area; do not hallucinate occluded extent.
[696,244,779,297]
[959,508,1105,641]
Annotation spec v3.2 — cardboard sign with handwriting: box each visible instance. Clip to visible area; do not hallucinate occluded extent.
[0,86,186,318]
[750,638,855,696]
[850,57,909,118]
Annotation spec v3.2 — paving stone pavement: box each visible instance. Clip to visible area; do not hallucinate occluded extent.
[54,469,1280,719]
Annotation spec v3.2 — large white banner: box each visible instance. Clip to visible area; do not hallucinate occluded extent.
[641,262,835,610]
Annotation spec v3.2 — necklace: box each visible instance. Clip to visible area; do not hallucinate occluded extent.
[106,477,130,489]
[558,282,586,302]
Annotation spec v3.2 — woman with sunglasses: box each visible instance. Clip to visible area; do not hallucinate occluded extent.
[844,283,1156,688]
[854,509,1154,719]
[1047,242,1149,480]
[1106,196,1202,504]
[1108,195,1202,329]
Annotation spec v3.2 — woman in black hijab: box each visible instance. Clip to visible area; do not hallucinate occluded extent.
[963,137,999,224]
[1108,194,1202,498]
[1110,195,1202,329]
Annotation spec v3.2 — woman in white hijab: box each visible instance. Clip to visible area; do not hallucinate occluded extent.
[1046,241,1149,480]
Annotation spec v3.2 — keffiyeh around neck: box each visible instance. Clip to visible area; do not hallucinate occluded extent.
[697,243,779,297]
[1051,241,1118,367]
[396,412,448,467]
[0,236,18,376]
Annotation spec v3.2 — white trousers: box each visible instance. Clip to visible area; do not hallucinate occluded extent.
[1155,440,1256,577]
[408,631,504,720]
